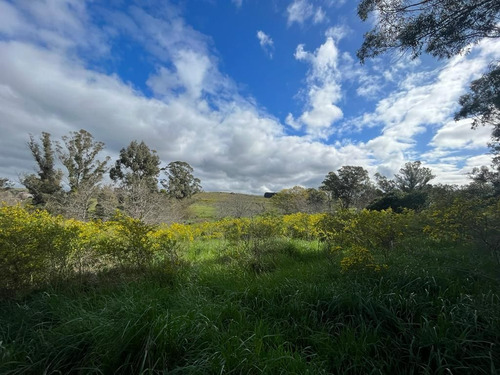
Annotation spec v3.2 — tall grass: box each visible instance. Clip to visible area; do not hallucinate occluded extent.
[1,238,499,374]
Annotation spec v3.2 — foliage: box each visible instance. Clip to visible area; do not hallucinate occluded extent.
[367,190,428,212]
[0,178,13,191]
[110,140,161,191]
[0,205,74,293]
[21,132,63,205]
[2,198,500,373]
[340,245,386,273]
[357,0,500,61]
[374,172,395,193]
[2,229,499,374]
[424,197,500,264]
[357,0,500,158]
[57,129,109,193]
[161,161,202,200]
[321,166,371,209]
[468,163,500,197]
[271,186,326,214]
[455,62,500,130]
[394,161,435,192]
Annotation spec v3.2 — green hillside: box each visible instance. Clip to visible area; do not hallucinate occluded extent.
[187,192,272,221]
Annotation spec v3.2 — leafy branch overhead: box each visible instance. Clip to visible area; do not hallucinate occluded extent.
[357,0,500,62]
[358,0,500,185]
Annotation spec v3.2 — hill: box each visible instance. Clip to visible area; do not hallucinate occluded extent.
[187,192,272,221]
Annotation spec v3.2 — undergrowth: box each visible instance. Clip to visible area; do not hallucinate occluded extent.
[1,238,499,374]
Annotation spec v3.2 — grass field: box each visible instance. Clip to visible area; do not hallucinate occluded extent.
[1,237,499,374]
[187,192,271,221]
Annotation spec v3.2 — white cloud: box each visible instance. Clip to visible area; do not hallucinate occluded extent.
[291,37,344,138]
[325,25,350,43]
[0,12,367,194]
[1,0,499,194]
[429,119,492,152]
[349,38,500,181]
[232,0,243,7]
[256,30,274,58]
[0,0,108,56]
[287,0,326,26]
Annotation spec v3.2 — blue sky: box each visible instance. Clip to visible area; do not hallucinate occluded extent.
[0,0,499,193]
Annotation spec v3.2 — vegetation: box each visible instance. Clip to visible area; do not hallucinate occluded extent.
[321,166,373,209]
[1,202,499,373]
[162,161,202,200]
[110,140,161,191]
[2,130,500,373]
[21,132,63,205]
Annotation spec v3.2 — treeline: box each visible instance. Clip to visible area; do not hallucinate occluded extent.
[1,129,500,222]
[2,130,201,223]
[270,161,500,215]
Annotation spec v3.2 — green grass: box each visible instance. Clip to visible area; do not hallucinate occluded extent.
[187,192,271,221]
[1,239,499,374]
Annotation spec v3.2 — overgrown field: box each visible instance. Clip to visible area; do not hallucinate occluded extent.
[1,202,500,374]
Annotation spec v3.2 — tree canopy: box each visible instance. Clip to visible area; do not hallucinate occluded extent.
[321,166,371,209]
[161,161,202,200]
[357,0,500,62]
[394,161,435,192]
[57,129,109,192]
[22,132,63,205]
[110,141,161,191]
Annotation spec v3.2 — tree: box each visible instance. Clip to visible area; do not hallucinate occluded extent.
[21,132,62,205]
[455,63,500,129]
[57,129,109,192]
[306,188,328,213]
[161,161,201,200]
[357,0,500,62]
[110,141,160,191]
[321,166,370,209]
[358,0,500,154]
[394,161,435,192]
[53,130,110,220]
[468,164,500,197]
[272,186,311,214]
[0,178,13,191]
[374,172,396,193]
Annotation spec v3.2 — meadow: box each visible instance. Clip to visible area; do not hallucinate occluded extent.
[0,202,499,374]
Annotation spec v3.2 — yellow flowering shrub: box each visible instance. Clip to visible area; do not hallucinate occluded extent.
[340,245,387,273]
[424,197,500,264]
[283,212,325,240]
[0,204,77,292]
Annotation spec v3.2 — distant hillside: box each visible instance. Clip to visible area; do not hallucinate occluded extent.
[187,192,272,221]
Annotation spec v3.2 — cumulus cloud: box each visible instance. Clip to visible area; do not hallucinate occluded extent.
[288,37,343,138]
[353,38,500,183]
[0,3,373,193]
[1,0,499,194]
[256,30,274,58]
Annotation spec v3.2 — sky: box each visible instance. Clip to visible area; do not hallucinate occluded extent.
[0,0,499,194]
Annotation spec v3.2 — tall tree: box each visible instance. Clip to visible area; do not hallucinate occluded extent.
[357,0,500,152]
[374,172,396,193]
[110,140,161,191]
[57,129,109,192]
[394,161,435,192]
[21,132,62,205]
[0,178,13,191]
[272,186,310,214]
[161,161,202,199]
[321,166,370,209]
